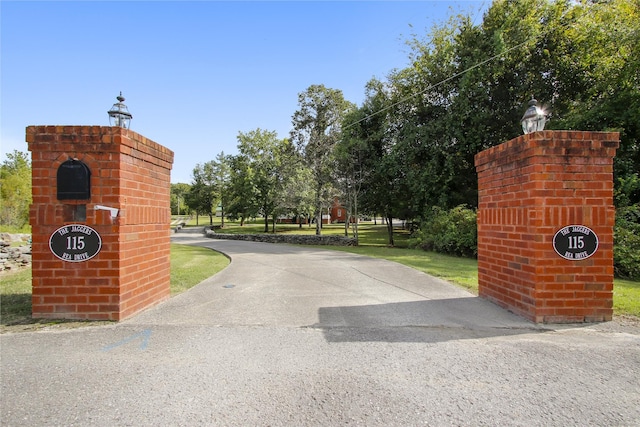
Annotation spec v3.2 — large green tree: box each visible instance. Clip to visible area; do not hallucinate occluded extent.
[277,161,315,229]
[389,2,540,213]
[226,154,258,226]
[379,0,639,217]
[332,0,638,252]
[291,84,355,235]
[0,150,31,230]
[339,78,406,245]
[170,183,191,216]
[186,162,219,225]
[231,129,295,232]
[212,152,232,227]
[549,0,640,193]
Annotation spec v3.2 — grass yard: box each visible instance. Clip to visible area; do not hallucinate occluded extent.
[170,244,229,295]
[0,244,229,331]
[613,279,640,318]
[0,269,32,325]
[319,245,479,291]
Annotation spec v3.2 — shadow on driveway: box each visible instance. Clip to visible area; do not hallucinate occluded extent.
[312,297,548,343]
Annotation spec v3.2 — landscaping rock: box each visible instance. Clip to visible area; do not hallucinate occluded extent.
[204,228,357,246]
[0,234,32,272]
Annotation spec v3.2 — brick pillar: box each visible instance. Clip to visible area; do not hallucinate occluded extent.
[474,131,619,323]
[27,126,174,321]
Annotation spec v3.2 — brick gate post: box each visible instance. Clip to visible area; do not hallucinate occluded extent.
[474,131,619,323]
[27,126,174,321]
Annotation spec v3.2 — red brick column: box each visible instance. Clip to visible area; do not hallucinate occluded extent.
[474,131,619,323]
[27,126,174,321]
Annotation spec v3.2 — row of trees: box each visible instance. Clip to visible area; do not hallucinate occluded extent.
[178,0,639,247]
[176,85,358,235]
[2,1,637,274]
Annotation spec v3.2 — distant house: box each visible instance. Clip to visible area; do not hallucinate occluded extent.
[330,197,356,223]
[330,198,346,223]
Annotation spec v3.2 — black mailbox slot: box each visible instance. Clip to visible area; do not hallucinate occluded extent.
[57,159,91,200]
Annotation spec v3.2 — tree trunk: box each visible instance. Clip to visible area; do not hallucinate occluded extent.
[315,183,322,236]
[264,215,269,233]
[353,191,359,244]
[344,204,350,237]
[315,207,322,236]
[386,215,394,247]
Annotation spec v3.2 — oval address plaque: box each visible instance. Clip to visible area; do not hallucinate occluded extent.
[553,225,598,261]
[49,224,102,262]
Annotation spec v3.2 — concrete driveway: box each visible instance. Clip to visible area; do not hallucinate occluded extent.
[1,232,639,426]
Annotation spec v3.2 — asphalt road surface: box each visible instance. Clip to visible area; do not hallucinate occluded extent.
[1,232,639,426]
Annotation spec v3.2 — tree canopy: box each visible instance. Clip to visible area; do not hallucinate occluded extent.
[234,129,294,232]
[336,0,639,226]
[291,84,355,235]
[0,150,31,230]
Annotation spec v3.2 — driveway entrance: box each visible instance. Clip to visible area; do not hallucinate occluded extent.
[1,233,638,426]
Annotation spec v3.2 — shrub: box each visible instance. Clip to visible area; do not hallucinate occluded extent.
[411,205,477,258]
[614,204,640,280]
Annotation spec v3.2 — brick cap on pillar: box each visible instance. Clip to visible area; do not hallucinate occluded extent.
[475,130,620,170]
[26,125,174,170]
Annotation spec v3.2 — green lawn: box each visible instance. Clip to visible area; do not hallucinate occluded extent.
[170,244,229,295]
[613,279,640,318]
[319,245,479,291]
[1,244,229,329]
[0,269,32,325]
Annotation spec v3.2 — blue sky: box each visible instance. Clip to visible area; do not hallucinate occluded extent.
[1,1,487,184]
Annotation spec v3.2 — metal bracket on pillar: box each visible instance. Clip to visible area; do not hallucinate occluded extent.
[95,205,119,219]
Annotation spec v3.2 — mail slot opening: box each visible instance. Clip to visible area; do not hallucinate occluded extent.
[57,159,91,200]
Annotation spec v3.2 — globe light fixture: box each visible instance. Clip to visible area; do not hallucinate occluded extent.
[107,92,133,129]
[521,96,546,134]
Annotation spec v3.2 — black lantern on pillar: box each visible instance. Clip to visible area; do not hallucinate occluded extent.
[107,92,133,129]
[521,96,546,134]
